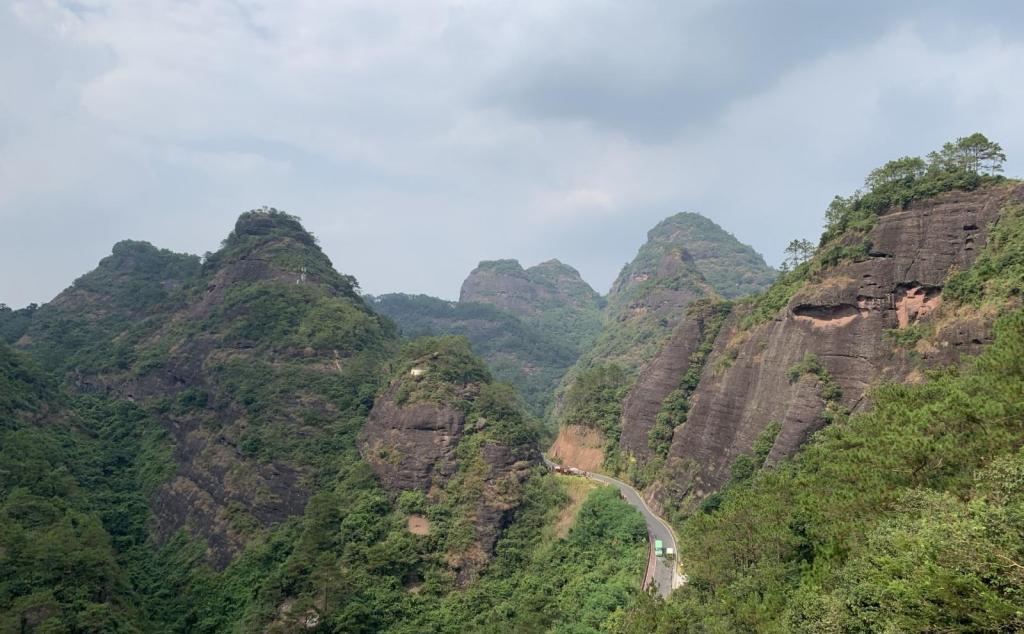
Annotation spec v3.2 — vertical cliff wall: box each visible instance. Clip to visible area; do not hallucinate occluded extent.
[642,183,1022,511]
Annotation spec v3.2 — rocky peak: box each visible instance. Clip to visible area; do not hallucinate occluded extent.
[644,212,776,299]
[228,207,317,246]
[199,208,358,302]
[460,257,601,317]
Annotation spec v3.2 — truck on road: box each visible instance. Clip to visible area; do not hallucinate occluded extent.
[654,539,664,557]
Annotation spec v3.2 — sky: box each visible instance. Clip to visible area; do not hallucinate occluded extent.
[4,1,1024,308]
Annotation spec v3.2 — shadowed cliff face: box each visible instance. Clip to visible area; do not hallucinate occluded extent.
[642,183,1022,512]
[357,338,541,584]
[618,303,722,462]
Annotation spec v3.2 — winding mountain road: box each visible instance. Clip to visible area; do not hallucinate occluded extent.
[542,456,683,597]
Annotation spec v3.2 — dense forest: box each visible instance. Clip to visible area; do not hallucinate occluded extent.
[2,133,1023,633]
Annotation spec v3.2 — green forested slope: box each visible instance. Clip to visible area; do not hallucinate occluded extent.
[370,293,580,418]
[1,210,651,633]
[608,133,1024,633]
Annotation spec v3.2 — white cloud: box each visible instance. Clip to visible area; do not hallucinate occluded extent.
[2,1,1024,306]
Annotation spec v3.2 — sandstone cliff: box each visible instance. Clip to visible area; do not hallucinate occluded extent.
[358,337,540,583]
[551,213,775,472]
[643,183,1022,513]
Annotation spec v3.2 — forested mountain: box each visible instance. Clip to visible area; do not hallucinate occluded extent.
[549,213,775,476]
[371,259,602,419]
[599,133,1024,632]
[0,209,645,632]
[3,133,1024,633]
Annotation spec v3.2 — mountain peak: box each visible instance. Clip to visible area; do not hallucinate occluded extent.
[229,207,317,246]
[641,211,775,299]
[461,257,599,316]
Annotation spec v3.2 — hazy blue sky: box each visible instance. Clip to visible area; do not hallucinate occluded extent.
[4,1,1024,307]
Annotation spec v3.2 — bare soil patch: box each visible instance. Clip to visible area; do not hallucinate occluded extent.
[407,514,430,535]
[549,424,605,472]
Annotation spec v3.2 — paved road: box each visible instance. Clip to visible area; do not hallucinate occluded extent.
[543,457,681,597]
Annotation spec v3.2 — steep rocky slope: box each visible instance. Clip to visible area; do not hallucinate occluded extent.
[461,259,602,331]
[551,213,774,472]
[17,209,397,567]
[358,336,540,582]
[641,181,1023,514]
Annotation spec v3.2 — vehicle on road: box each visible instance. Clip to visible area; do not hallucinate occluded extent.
[552,464,586,477]
[654,539,664,557]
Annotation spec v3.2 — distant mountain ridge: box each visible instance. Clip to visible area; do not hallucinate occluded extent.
[372,257,604,419]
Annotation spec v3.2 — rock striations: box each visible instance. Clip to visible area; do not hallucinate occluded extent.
[358,338,540,582]
[642,182,1023,512]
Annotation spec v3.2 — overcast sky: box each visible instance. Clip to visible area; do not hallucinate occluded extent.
[4,1,1024,308]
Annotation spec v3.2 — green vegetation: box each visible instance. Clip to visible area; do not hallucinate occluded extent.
[398,484,648,633]
[0,342,175,632]
[822,133,1004,245]
[640,213,776,299]
[392,335,493,408]
[16,241,200,375]
[608,308,1024,633]
[203,207,359,296]
[884,322,929,349]
[740,133,1008,331]
[560,364,629,442]
[371,293,581,417]
[647,300,732,460]
[607,153,1024,630]
[0,302,37,344]
[945,202,1024,306]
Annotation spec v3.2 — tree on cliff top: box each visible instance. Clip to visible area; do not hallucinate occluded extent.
[927,132,1006,175]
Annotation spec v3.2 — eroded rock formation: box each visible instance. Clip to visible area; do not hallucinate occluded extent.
[645,183,1022,510]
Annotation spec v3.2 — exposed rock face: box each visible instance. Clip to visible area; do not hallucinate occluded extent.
[460,258,601,317]
[618,306,713,461]
[551,212,774,453]
[358,383,466,493]
[357,344,540,583]
[649,184,1021,508]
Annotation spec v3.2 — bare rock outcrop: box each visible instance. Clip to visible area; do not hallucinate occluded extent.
[357,344,540,584]
[358,383,466,493]
[618,305,715,461]
[649,183,1021,509]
